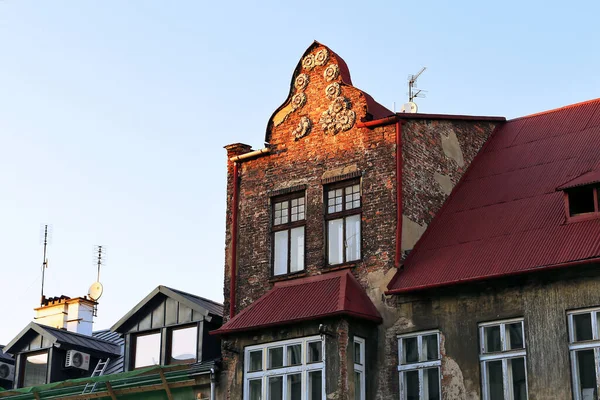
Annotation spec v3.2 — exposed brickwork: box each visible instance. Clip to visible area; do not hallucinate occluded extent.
[219,42,500,399]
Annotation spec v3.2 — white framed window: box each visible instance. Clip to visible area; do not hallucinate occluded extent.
[272,193,306,276]
[397,330,441,400]
[568,307,600,400]
[244,336,325,400]
[354,337,365,400]
[479,318,528,400]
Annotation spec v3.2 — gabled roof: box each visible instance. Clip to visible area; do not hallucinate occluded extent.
[212,270,382,336]
[387,98,600,294]
[4,323,121,356]
[111,286,223,333]
[557,168,600,190]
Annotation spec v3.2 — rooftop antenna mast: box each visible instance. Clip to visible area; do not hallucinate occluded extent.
[40,224,52,306]
[408,67,427,103]
[95,245,104,282]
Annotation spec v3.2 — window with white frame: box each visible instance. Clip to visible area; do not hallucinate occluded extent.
[568,308,600,400]
[354,337,366,400]
[244,336,325,400]
[325,180,361,265]
[398,330,441,400]
[272,192,306,276]
[479,319,528,400]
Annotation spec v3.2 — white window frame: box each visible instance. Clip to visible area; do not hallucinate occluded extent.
[568,307,600,400]
[243,336,325,400]
[354,336,366,400]
[397,330,441,400]
[479,318,528,400]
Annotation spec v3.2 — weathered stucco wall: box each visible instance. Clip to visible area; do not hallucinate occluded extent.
[381,265,600,400]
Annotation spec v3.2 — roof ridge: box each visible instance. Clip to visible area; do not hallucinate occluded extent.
[39,324,121,345]
[164,286,224,307]
[508,97,600,122]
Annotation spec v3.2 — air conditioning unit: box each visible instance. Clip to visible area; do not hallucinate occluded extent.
[65,350,90,370]
[0,362,15,381]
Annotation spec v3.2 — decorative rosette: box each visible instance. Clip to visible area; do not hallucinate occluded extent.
[302,54,316,70]
[292,116,312,140]
[324,64,340,82]
[320,96,355,134]
[291,93,307,110]
[335,110,356,132]
[325,82,341,100]
[294,74,309,91]
[315,49,329,66]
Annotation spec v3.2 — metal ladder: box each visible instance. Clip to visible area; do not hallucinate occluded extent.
[82,358,110,394]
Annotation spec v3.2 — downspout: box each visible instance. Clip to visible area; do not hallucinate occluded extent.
[394,120,404,268]
[229,161,239,318]
[210,368,216,400]
[356,116,403,268]
[228,147,270,318]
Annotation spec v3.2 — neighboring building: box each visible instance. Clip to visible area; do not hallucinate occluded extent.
[213,41,503,399]
[385,99,600,400]
[0,286,223,400]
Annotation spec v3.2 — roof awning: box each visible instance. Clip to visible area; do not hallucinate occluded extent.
[211,270,382,336]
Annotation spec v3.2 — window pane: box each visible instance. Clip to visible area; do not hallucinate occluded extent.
[354,341,362,365]
[268,376,283,400]
[249,379,262,400]
[308,370,322,400]
[134,332,161,368]
[403,337,418,364]
[487,360,504,400]
[577,349,597,398]
[273,231,288,276]
[569,186,595,216]
[287,374,301,400]
[169,326,197,363]
[424,367,440,400]
[484,326,502,353]
[511,357,527,400]
[268,347,283,369]
[574,313,593,342]
[290,227,304,273]
[404,370,419,400]
[23,352,48,387]
[507,323,524,350]
[249,350,262,372]
[422,334,439,361]
[354,371,362,400]
[287,344,301,366]
[328,218,344,265]
[308,341,322,363]
[345,214,361,262]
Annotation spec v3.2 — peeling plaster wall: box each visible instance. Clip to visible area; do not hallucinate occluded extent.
[382,266,600,400]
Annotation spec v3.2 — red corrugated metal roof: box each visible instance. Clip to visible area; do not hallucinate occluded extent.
[557,169,600,190]
[212,270,382,335]
[387,98,600,294]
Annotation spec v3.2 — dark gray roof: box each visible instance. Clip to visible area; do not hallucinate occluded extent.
[0,346,13,363]
[4,323,121,356]
[92,330,124,375]
[190,358,220,374]
[165,287,223,317]
[111,286,223,333]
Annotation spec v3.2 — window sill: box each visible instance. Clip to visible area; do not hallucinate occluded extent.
[566,212,600,224]
[325,261,360,271]
[269,270,308,283]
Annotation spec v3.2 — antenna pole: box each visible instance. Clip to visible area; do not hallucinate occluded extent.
[41,225,49,306]
[409,66,427,102]
[96,246,103,282]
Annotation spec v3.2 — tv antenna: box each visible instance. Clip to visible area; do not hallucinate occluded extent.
[39,224,52,306]
[88,246,105,308]
[408,67,427,103]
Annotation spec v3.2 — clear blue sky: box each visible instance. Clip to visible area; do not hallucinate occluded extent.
[1,0,599,344]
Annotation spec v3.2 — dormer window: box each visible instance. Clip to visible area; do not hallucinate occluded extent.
[564,185,600,221]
